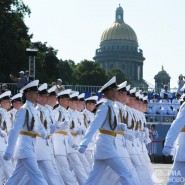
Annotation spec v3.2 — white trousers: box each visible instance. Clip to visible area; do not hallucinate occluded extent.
[6,158,48,185]
[50,154,65,185]
[94,157,141,185]
[78,153,91,175]
[0,151,14,182]
[130,154,154,185]
[84,157,135,185]
[55,155,77,185]
[167,161,185,185]
[68,153,88,185]
[19,159,63,185]
[85,150,93,167]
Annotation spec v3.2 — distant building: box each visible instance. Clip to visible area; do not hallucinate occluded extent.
[154,66,171,92]
[94,4,147,87]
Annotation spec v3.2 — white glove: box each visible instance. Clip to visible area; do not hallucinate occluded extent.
[72,143,79,150]
[121,124,127,131]
[68,133,75,148]
[162,146,172,156]
[124,132,134,142]
[0,130,7,138]
[61,120,69,130]
[77,128,83,135]
[144,127,149,133]
[135,131,141,138]
[55,121,61,129]
[117,123,127,131]
[37,123,48,139]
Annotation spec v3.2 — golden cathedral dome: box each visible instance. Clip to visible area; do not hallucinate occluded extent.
[100,4,138,43]
[101,22,138,42]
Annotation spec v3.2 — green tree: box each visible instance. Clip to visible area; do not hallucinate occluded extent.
[31,42,60,83]
[107,69,130,84]
[57,60,75,85]
[0,0,31,81]
[73,60,107,85]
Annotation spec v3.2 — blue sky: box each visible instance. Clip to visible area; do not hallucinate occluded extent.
[23,0,185,88]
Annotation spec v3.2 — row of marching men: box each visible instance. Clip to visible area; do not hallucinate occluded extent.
[77,77,155,185]
[0,80,97,185]
[0,77,155,185]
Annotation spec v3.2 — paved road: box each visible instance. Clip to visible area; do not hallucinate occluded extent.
[152,163,172,185]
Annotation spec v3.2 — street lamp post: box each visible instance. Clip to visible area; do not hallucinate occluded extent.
[26,48,38,80]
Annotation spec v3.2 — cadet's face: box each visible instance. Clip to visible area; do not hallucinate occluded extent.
[13,101,23,110]
[27,91,38,103]
[38,94,48,106]
[78,101,85,111]
[47,95,57,105]
[1,99,11,110]
[109,88,118,101]
[59,97,69,108]
[117,91,127,102]
[87,102,96,112]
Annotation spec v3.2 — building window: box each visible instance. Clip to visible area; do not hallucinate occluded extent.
[138,66,141,81]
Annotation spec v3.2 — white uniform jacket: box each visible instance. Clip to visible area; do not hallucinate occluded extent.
[53,105,73,155]
[36,104,53,161]
[80,99,122,160]
[164,102,185,161]
[0,108,12,152]
[5,100,46,159]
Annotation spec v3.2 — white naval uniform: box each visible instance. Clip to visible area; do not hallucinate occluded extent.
[19,104,63,185]
[96,101,141,185]
[4,100,48,185]
[0,108,14,183]
[45,104,66,184]
[125,106,154,185]
[53,105,77,185]
[82,108,96,166]
[76,110,91,175]
[9,108,17,126]
[80,99,135,185]
[68,108,88,185]
[164,102,185,185]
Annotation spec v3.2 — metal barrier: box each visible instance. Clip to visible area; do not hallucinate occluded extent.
[0,82,179,95]
[0,83,102,95]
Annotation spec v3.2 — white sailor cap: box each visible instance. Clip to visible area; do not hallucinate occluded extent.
[78,93,85,101]
[96,98,106,107]
[20,80,39,93]
[85,96,98,103]
[57,89,71,98]
[11,93,23,102]
[38,83,48,95]
[129,87,136,97]
[19,71,24,74]
[179,94,185,102]
[0,90,11,100]
[143,96,148,103]
[180,84,185,91]
[139,93,144,101]
[48,86,57,96]
[70,91,79,100]
[57,78,62,82]
[98,76,117,93]
[126,84,131,91]
[135,91,141,100]
[117,81,127,91]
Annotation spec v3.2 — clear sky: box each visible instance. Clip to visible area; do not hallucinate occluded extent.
[23,0,185,88]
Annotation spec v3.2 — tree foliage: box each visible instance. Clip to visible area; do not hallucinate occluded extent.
[107,69,130,84]
[0,0,31,81]
[73,60,107,86]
